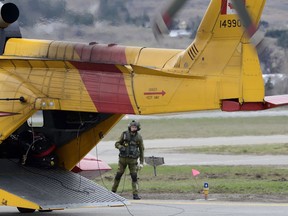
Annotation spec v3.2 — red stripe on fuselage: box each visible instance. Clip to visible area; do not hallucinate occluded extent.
[72,44,134,114]
[70,61,135,114]
[74,43,127,65]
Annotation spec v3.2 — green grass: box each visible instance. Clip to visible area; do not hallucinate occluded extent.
[97,115,288,196]
[103,116,288,141]
[176,143,288,155]
[95,165,288,195]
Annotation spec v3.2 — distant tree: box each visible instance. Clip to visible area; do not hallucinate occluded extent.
[265,77,274,96]
[265,29,285,38]
[264,48,285,74]
[10,0,95,27]
[188,16,202,39]
[259,20,269,29]
[10,0,66,26]
[65,11,94,26]
[131,12,150,27]
[278,31,288,49]
[98,0,131,25]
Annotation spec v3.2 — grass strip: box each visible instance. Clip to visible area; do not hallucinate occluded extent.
[175,143,288,155]
[95,165,288,195]
[103,116,288,140]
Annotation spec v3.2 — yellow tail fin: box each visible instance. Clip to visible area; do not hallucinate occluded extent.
[170,0,266,71]
[167,0,266,103]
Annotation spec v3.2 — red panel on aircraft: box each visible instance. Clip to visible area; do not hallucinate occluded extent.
[71,61,135,114]
[221,100,265,111]
[80,45,92,62]
[74,43,127,65]
[71,44,134,114]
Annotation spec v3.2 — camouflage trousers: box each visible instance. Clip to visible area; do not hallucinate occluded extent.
[111,157,139,195]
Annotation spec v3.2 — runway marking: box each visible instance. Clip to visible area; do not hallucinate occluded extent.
[131,200,288,207]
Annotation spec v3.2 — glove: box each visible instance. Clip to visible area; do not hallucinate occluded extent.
[119,145,125,152]
[138,164,144,170]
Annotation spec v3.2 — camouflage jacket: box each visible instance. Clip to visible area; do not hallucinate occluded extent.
[115,130,144,164]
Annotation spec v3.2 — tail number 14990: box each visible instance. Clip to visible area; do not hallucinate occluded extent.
[220,19,241,28]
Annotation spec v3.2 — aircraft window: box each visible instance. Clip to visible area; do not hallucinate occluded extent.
[27,111,44,127]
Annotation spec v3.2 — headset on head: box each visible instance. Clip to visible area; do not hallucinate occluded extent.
[128,120,141,131]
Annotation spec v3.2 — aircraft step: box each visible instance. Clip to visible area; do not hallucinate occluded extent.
[0,159,127,209]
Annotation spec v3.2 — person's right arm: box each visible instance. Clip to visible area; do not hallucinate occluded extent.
[115,132,125,149]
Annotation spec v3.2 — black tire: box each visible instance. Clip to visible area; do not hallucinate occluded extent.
[17,207,36,213]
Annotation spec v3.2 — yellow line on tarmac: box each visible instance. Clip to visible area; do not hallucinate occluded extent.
[131,200,288,207]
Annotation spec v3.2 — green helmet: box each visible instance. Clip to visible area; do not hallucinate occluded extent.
[128,120,141,131]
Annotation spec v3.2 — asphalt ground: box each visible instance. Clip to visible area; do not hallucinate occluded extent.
[1,200,288,216]
[92,135,288,165]
[4,121,288,215]
[2,135,288,215]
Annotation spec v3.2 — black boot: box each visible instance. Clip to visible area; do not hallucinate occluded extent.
[133,194,141,200]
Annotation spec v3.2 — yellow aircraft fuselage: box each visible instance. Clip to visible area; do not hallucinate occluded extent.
[0,0,266,170]
[0,0,269,212]
[0,0,266,175]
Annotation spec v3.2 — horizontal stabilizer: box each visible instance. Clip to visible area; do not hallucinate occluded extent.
[0,159,127,210]
[264,94,288,108]
[130,65,204,79]
[222,95,288,111]
[72,154,112,179]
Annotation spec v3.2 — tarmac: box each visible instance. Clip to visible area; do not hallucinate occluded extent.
[3,111,288,215]
[2,135,288,215]
[1,200,288,216]
[92,135,288,165]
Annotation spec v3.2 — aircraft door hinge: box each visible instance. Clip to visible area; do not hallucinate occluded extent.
[2,199,7,206]
[130,71,141,114]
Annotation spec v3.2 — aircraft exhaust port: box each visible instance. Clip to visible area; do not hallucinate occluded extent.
[0,2,19,28]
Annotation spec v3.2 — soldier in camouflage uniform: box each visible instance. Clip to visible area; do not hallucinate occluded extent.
[111,120,144,200]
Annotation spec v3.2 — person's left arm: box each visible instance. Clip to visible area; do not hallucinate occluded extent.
[138,135,144,165]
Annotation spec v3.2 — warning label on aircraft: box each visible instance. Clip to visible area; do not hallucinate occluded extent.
[221,0,246,15]
[144,88,166,100]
